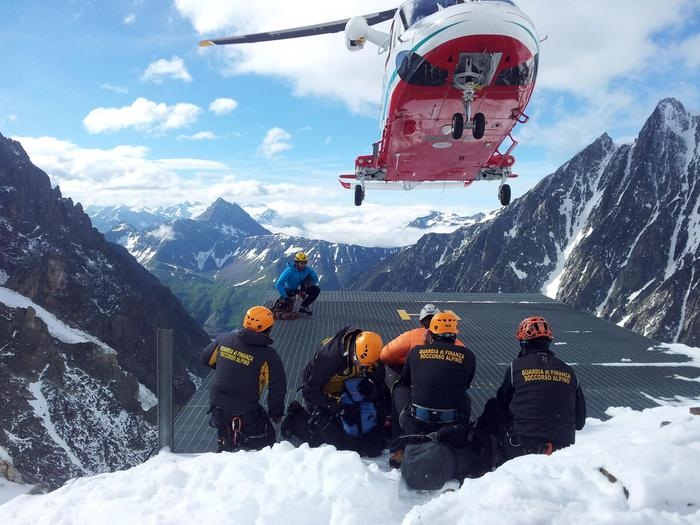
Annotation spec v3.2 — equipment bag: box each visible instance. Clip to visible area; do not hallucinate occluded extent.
[340,378,378,437]
[401,440,458,490]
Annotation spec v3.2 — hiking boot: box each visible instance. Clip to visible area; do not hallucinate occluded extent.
[281,401,303,439]
[389,448,404,469]
[299,306,312,315]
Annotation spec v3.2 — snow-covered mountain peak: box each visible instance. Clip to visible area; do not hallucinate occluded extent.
[193,198,270,237]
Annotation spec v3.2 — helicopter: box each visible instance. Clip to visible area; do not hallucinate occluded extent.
[200,0,539,206]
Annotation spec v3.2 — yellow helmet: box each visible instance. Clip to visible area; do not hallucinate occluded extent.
[243,306,274,332]
[430,312,459,335]
[354,331,382,366]
[294,252,308,263]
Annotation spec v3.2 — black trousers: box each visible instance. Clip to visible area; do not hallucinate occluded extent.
[300,284,320,308]
[210,405,276,452]
[284,404,384,457]
[476,398,560,465]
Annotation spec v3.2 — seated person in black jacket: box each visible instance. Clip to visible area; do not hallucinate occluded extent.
[201,305,287,452]
[477,316,586,465]
[390,312,476,466]
[280,327,388,457]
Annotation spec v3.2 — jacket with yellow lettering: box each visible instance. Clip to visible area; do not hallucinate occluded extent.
[380,328,465,366]
[497,347,586,447]
[201,328,287,418]
[399,340,476,412]
[302,326,386,412]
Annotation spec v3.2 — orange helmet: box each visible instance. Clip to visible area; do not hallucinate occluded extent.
[354,331,382,366]
[515,316,553,341]
[430,312,459,335]
[243,306,274,332]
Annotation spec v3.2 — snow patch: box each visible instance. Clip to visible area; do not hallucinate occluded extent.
[27,377,87,474]
[509,262,527,279]
[0,269,8,285]
[628,278,656,303]
[651,343,700,366]
[138,384,158,412]
[0,478,31,506]
[0,445,12,464]
[0,286,117,354]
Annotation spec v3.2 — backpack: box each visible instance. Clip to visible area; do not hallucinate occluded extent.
[340,378,378,437]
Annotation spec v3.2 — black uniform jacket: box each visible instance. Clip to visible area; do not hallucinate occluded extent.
[302,326,385,411]
[201,328,287,418]
[399,341,476,412]
[497,348,586,446]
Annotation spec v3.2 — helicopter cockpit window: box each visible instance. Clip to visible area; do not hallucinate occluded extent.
[400,0,464,29]
[496,53,538,86]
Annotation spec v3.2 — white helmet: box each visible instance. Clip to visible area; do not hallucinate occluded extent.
[419,303,440,322]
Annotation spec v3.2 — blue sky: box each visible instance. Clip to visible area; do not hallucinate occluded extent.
[2,0,700,247]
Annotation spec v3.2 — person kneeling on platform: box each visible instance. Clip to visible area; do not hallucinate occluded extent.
[280,327,389,457]
[201,306,287,453]
[391,312,476,468]
[274,251,320,315]
[476,316,586,466]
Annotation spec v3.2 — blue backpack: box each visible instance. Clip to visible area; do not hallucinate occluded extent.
[340,378,378,437]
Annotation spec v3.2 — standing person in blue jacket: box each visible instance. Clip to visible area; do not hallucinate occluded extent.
[275,251,320,315]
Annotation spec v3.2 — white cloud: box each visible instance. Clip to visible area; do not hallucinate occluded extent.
[518,0,693,93]
[177,131,217,140]
[83,97,201,134]
[247,200,486,247]
[123,13,136,25]
[209,97,238,115]
[141,56,192,83]
[12,135,326,209]
[257,127,292,158]
[673,33,700,69]
[178,0,395,115]
[147,224,176,241]
[1,113,19,126]
[100,83,129,95]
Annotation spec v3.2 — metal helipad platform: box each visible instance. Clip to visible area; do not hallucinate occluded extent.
[173,292,700,453]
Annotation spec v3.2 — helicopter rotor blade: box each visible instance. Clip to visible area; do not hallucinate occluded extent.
[199,8,396,47]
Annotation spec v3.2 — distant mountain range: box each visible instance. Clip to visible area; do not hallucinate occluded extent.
[406,210,487,229]
[354,98,700,346]
[84,202,198,232]
[96,199,397,333]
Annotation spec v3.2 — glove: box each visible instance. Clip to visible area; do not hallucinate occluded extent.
[285,288,299,298]
[357,378,378,401]
[341,404,361,427]
[271,415,283,425]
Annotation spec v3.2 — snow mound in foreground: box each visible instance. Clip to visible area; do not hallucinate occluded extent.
[2,405,700,525]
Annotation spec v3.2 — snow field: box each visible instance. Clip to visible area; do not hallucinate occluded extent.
[2,404,699,525]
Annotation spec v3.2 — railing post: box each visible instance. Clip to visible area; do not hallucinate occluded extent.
[157,328,174,451]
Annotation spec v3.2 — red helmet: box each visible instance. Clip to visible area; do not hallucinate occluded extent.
[515,316,553,341]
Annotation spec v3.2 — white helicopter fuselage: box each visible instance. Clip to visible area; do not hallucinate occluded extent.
[379,0,539,131]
